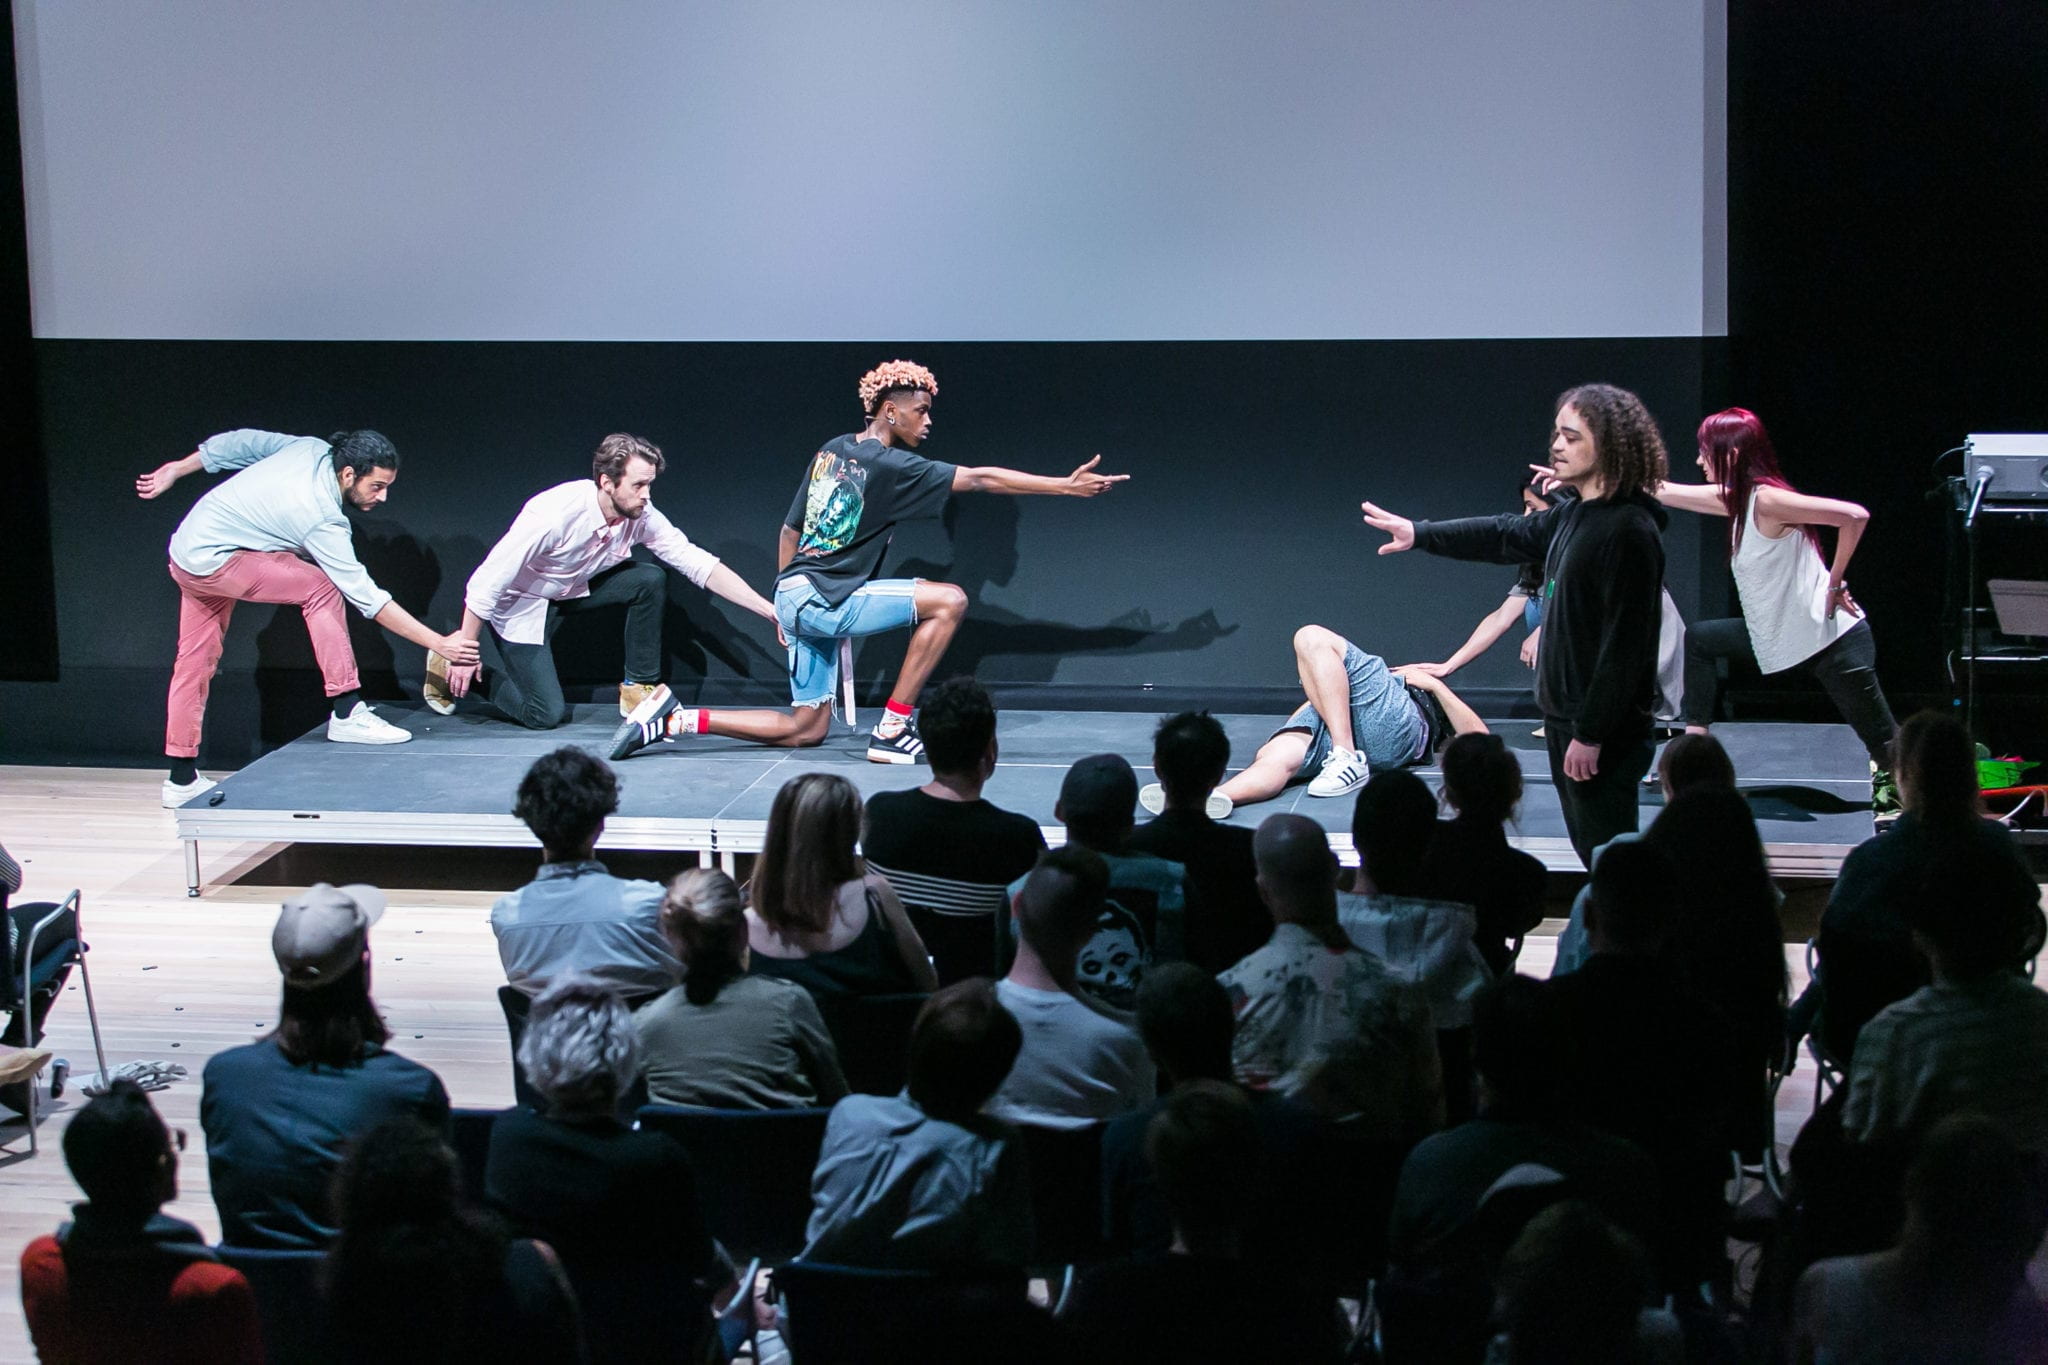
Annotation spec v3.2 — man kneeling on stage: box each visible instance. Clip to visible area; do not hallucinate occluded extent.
[433,433,780,730]
[1200,624,1489,813]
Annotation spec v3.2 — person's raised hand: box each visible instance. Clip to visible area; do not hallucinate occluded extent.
[1066,455,1130,496]
[1526,463,1564,497]
[1360,501,1415,554]
[437,635,481,668]
[136,462,186,499]
[445,662,481,697]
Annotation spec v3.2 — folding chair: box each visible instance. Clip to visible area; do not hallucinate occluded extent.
[11,891,110,1155]
[449,1106,509,1203]
[213,1244,339,1365]
[817,991,928,1096]
[636,1104,832,1263]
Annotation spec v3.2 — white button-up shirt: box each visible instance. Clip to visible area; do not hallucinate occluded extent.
[464,480,722,645]
[168,430,393,618]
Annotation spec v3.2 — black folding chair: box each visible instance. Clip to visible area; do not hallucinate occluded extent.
[818,992,928,1096]
[449,1105,508,1204]
[9,890,109,1152]
[214,1244,339,1365]
[635,1103,831,1263]
[1016,1120,1108,1282]
[775,1261,1034,1365]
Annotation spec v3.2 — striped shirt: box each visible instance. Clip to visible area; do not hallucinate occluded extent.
[1843,974,2048,1151]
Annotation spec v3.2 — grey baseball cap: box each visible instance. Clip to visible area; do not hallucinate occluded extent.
[272,883,385,989]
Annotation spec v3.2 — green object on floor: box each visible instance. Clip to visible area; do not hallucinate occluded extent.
[1974,743,2039,791]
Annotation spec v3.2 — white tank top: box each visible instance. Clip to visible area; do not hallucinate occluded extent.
[1730,489,1852,674]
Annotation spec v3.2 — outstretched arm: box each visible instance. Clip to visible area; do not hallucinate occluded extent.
[1755,486,1871,618]
[1401,593,1526,677]
[1369,498,1561,566]
[375,600,479,666]
[951,455,1128,497]
[136,451,205,499]
[1653,480,1733,517]
[702,563,779,627]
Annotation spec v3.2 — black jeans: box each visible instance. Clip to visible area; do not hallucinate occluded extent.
[478,560,666,730]
[1682,617,1897,768]
[1545,726,1655,871]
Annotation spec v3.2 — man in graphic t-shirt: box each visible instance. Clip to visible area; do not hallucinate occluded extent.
[611,359,1129,764]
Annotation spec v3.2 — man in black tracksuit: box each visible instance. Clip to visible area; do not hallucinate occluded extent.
[1363,384,1670,868]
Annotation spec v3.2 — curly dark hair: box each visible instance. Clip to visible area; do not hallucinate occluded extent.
[917,676,998,777]
[1556,383,1669,499]
[513,746,621,856]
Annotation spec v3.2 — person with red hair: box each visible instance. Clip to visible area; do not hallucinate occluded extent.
[1649,408,1898,801]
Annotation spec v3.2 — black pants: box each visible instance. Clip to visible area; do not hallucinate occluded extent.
[1545,726,1655,871]
[1682,617,1897,768]
[478,560,666,730]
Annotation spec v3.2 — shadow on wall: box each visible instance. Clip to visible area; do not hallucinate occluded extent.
[870,495,1240,694]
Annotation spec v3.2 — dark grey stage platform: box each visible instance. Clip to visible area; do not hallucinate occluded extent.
[172,705,1876,895]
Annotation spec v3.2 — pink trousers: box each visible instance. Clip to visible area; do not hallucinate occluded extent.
[165,552,360,757]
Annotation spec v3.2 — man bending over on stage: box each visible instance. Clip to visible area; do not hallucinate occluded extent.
[431,433,779,730]
[1208,627,1490,812]
[1361,383,1668,869]
[138,429,479,808]
[611,360,1127,765]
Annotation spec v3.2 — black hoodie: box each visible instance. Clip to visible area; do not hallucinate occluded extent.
[1412,490,1667,746]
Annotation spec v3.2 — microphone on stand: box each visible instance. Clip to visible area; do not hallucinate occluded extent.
[1965,467,1994,530]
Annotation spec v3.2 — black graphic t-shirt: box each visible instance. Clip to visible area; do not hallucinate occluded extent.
[778,434,958,608]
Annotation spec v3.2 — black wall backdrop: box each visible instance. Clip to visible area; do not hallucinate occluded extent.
[6,1,2047,767]
[1,338,1710,764]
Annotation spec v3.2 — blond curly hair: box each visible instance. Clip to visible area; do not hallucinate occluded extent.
[859,360,938,416]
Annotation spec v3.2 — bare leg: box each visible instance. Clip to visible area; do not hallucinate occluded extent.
[1293,625,1358,753]
[889,582,969,709]
[703,705,831,747]
[1217,731,1314,807]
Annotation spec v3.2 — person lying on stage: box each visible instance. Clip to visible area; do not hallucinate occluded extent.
[430,432,779,730]
[610,359,1128,765]
[138,429,480,809]
[1171,625,1490,816]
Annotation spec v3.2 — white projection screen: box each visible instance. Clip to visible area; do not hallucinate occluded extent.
[12,0,1723,342]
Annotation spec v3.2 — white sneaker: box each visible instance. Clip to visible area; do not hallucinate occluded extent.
[162,775,219,808]
[1306,747,1371,798]
[1138,783,1235,820]
[327,702,414,745]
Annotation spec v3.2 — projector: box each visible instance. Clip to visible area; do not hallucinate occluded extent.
[1965,434,2048,502]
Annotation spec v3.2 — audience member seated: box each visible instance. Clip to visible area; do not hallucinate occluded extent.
[485,975,718,1362]
[202,884,450,1249]
[1541,840,1743,1285]
[492,746,679,999]
[862,677,1047,984]
[1006,754,1186,1010]
[1842,837,2048,1154]
[20,1080,262,1365]
[802,979,1033,1269]
[1489,1201,1684,1365]
[1550,731,1738,976]
[1128,712,1269,975]
[747,772,939,998]
[1388,976,1659,1272]
[636,868,847,1109]
[1220,814,1441,1136]
[1338,770,1491,1033]
[988,847,1157,1129]
[1100,962,1321,1257]
[1791,1115,2048,1365]
[1417,732,1547,977]
[1805,710,2044,1065]
[1062,1081,1348,1365]
[327,1119,584,1365]
[1641,786,1788,1156]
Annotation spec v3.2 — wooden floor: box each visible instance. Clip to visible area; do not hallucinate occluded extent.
[0,764,1901,1362]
